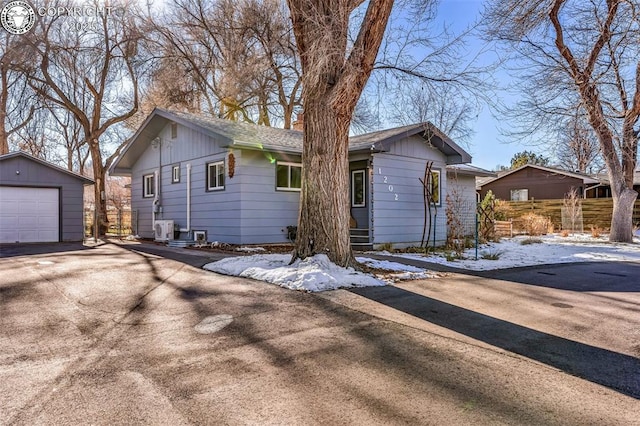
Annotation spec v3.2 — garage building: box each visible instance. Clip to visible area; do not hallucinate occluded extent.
[0,152,93,243]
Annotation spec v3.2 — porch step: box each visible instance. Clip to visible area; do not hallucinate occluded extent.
[350,228,371,251]
[167,239,195,248]
[351,242,373,251]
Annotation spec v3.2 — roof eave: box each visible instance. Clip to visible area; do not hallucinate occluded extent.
[0,151,94,184]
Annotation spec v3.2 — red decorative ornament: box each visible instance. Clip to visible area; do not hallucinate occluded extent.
[228,152,235,178]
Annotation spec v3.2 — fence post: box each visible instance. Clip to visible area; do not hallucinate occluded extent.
[475,203,479,261]
[118,209,122,237]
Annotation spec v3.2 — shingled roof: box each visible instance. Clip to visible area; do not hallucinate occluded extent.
[111,109,471,175]
[167,110,304,153]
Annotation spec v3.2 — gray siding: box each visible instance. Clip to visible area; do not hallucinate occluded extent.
[0,156,87,241]
[238,150,300,244]
[129,123,302,244]
[371,147,447,248]
[130,122,241,242]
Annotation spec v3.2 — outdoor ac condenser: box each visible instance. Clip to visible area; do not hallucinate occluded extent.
[154,220,174,242]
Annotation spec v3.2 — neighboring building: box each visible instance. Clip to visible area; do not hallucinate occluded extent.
[110,108,490,248]
[589,171,640,198]
[478,164,600,201]
[447,164,497,235]
[0,152,94,243]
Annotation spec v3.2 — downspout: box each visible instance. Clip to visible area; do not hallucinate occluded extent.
[152,169,159,231]
[584,183,601,198]
[180,163,191,234]
[151,137,162,233]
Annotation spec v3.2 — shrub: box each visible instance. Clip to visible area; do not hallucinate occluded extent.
[481,250,503,260]
[464,237,475,249]
[478,191,496,242]
[445,183,466,257]
[494,199,513,221]
[521,213,552,236]
[444,251,463,261]
[521,238,543,245]
[379,242,393,252]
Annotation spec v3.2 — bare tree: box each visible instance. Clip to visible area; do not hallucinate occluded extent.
[486,0,640,242]
[0,33,36,154]
[554,110,602,173]
[24,0,144,237]
[388,82,477,146]
[144,0,301,127]
[286,0,395,266]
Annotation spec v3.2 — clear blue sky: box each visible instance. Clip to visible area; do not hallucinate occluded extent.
[433,0,523,171]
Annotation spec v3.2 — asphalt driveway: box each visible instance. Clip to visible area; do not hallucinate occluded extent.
[1,242,638,425]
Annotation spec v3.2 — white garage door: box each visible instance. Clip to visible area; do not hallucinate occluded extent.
[0,186,59,243]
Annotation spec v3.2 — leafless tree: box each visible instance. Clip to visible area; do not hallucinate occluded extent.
[23,0,144,237]
[366,3,491,138]
[0,33,36,154]
[554,110,603,173]
[144,0,301,127]
[286,0,395,266]
[106,175,131,210]
[485,0,640,242]
[388,82,477,146]
[48,106,90,172]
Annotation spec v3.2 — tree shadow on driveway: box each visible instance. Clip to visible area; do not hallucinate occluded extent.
[350,285,640,399]
[475,262,640,292]
[0,242,92,258]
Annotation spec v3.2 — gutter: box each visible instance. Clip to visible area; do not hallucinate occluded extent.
[584,183,602,198]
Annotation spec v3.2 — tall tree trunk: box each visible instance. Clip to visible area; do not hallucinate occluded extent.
[293,97,355,267]
[89,138,108,238]
[0,67,9,155]
[610,185,637,242]
[287,0,394,267]
[0,112,7,155]
[583,96,637,243]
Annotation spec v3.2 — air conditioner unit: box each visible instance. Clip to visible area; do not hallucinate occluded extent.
[154,220,175,242]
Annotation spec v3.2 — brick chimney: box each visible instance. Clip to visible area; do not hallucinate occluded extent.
[292,112,304,131]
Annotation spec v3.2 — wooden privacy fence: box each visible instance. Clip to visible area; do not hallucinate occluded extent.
[84,208,134,238]
[501,199,640,231]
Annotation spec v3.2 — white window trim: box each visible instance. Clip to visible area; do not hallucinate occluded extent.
[207,161,225,191]
[143,174,155,198]
[351,170,366,207]
[430,169,441,206]
[172,165,180,183]
[511,188,528,201]
[276,161,302,191]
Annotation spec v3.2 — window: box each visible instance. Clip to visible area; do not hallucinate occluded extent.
[171,122,178,139]
[352,170,365,207]
[143,174,155,198]
[172,165,180,183]
[429,170,441,205]
[511,189,529,201]
[276,162,302,190]
[206,161,225,191]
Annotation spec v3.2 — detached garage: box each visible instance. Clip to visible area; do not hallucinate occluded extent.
[0,152,93,243]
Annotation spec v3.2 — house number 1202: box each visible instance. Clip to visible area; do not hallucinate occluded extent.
[378,168,398,201]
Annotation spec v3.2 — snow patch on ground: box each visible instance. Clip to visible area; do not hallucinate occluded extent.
[203,254,436,292]
[356,257,437,281]
[204,254,393,292]
[396,234,640,271]
[235,246,267,253]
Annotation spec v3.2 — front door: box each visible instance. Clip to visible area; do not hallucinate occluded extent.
[350,167,368,229]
